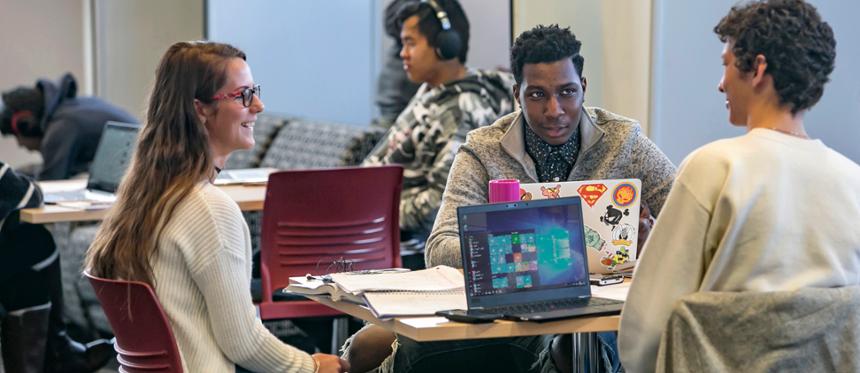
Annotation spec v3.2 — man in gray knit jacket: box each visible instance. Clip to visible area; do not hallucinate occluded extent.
[345,25,677,373]
[426,25,675,271]
[424,25,677,372]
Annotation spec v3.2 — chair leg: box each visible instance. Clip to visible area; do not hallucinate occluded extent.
[330,317,349,354]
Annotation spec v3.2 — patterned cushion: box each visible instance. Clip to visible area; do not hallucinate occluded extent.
[45,223,83,326]
[52,223,112,334]
[260,119,370,170]
[225,114,289,169]
[244,210,263,256]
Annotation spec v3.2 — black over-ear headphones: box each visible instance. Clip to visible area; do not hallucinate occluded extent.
[421,0,462,60]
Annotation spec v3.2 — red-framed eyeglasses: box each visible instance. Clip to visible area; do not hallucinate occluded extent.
[211,84,261,107]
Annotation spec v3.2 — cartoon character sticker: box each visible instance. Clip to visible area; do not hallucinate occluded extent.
[600,205,629,227]
[600,246,630,269]
[540,184,561,199]
[611,223,635,247]
[520,188,533,201]
[612,183,637,208]
[584,225,606,253]
[577,183,607,207]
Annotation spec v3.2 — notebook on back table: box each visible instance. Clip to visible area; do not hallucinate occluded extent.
[43,122,139,204]
[457,197,622,322]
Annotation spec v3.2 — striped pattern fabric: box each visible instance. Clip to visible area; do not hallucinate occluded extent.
[0,161,42,230]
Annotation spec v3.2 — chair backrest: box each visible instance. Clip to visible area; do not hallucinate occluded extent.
[260,166,404,296]
[84,272,183,373]
[655,287,860,373]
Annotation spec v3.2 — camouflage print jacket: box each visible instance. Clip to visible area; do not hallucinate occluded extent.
[363,69,515,237]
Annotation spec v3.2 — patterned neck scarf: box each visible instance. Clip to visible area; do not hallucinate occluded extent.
[523,120,580,183]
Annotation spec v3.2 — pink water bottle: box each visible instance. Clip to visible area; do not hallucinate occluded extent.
[488,179,521,203]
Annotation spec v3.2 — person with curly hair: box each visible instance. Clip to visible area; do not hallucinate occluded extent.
[619,1,860,371]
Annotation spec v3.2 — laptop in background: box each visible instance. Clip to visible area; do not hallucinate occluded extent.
[44,121,139,203]
[457,197,623,322]
[520,179,641,274]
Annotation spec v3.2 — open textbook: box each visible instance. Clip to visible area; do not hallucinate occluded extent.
[285,265,467,319]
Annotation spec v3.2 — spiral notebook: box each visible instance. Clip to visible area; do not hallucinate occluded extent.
[363,290,466,319]
[285,265,467,319]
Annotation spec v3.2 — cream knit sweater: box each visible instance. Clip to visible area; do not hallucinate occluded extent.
[151,183,315,373]
[619,129,860,372]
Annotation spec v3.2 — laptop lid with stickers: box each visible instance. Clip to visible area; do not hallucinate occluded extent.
[519,179,641,274]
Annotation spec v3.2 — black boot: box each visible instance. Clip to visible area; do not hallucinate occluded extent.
[1,304,51,373]
[44,331,115,373]
[40,250,114,373]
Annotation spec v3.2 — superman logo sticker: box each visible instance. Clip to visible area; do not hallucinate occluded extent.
[577,183,607,207]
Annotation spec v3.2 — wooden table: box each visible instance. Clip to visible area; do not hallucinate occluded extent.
[20,179,266,224]
[311,282,630,372]
[313,295,620,342]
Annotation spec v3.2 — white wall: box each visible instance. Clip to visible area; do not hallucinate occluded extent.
[0,0,88,167]
[650,0,860,164]
[94,0,204,121]
[207,0,384,126]
[208,0,511,127]
[512,0,652,133]
[459,0,511,71]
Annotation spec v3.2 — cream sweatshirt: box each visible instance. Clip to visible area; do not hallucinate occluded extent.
[619,129,860,372]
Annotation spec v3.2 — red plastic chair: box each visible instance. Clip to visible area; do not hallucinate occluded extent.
[85,272,183,373]
[258,165,404,321]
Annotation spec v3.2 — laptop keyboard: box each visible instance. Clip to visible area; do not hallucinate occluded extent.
[486,297,621,315]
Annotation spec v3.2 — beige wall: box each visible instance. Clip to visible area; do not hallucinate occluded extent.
[0,0,88,167]
[512,0,652,133]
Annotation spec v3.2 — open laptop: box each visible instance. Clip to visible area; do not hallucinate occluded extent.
[43,122,139,204]
[457,197,623,322]
[520,179,641,274]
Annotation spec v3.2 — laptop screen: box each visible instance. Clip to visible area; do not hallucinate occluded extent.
[458,197,589,300]
[86,122,139,193]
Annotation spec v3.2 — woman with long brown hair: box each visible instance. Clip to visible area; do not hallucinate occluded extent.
[86,41,348,373]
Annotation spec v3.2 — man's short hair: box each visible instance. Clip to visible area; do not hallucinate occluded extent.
[511,25,585,85]
[396,0,470,63]
[714,0,836,114]
[0,87,44,136]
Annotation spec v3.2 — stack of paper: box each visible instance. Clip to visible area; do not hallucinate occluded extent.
[285,265,467,319]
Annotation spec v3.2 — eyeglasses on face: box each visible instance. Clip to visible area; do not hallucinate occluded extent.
[211,84,261,107]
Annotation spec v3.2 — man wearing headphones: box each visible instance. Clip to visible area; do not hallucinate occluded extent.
[362,0,515,268]
[1,73,136,180]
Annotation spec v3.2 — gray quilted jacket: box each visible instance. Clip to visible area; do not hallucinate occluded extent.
[656,287,860,373]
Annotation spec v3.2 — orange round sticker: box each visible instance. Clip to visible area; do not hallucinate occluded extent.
[612,183,637,207]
